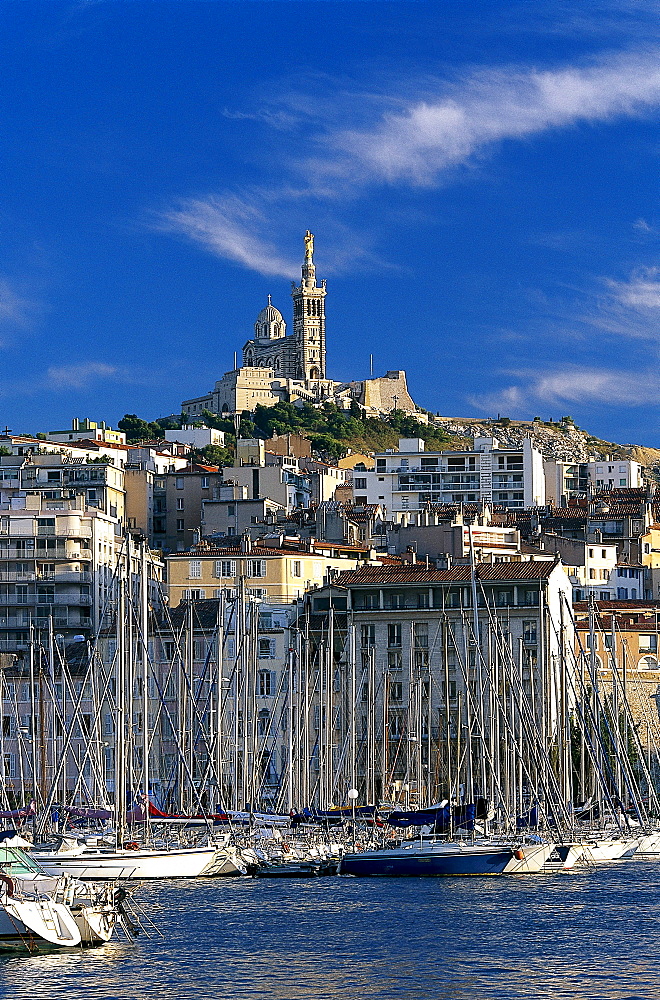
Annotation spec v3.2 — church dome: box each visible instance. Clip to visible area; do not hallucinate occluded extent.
[254,295,286,340]
[257,299,283,325]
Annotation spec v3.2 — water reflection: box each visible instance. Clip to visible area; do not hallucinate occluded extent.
[2,863,659,999]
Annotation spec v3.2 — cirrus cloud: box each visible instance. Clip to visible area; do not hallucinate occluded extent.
[469,366,660,415]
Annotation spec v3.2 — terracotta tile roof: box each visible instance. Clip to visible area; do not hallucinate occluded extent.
[573,600,660,612]
[333,560,559,587]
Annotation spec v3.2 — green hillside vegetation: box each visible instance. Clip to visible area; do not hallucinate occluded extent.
[121,402,456,464]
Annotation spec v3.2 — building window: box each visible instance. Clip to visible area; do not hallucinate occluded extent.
[361,624,375,647]
[176,518,185,531]
[258,669,275,694]
[183,588,205,600]
[248,559,267,578]
[176,477,184,489]
[189,560,201,579]
[177,498,184,510]
[639,634,658,653]
[257,709,270,738]
[388,650,403,669]
[201,477,209,489]
[388,623,402,648]
[390,681,403,702]
[354,478,367,490]
[413,623,428,648]
[291,560,302,577]
[258,639,275,659]
[523,620,537,645]
[215,559,237,578]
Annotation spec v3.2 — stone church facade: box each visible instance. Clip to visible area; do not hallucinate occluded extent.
[182,232,419,419]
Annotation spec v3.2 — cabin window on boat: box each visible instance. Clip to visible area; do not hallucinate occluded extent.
[0,848,41,876]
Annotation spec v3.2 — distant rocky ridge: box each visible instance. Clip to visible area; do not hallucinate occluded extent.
[432,415,660,480]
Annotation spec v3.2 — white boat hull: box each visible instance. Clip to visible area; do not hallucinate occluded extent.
[502,843,555,874]
[0,896,81,951]
[581,836,638,863]
[32,845,222,880]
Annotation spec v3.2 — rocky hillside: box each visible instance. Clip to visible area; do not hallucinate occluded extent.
[432,415,639,464]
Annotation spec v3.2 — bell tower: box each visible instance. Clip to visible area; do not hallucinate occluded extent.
[291,230,326,381]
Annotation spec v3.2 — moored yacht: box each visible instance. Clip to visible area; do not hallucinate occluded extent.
[339,839,516,876]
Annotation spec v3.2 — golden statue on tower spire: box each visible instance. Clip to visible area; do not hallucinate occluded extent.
[304,230,314,262]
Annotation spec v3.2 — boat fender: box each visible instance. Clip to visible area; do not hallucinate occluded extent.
[514,849,525,861]
[123,842,140,851]
[0,873,14,897]
[282,843,290,853]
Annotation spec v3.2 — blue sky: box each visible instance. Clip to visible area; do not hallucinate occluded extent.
[2,1,660,444]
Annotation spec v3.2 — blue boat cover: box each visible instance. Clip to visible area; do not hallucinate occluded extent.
[386,803,476,830]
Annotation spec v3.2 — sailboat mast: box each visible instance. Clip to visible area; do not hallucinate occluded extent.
[141,539,151,840]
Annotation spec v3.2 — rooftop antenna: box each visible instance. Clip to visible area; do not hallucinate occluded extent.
[370,354,373,378]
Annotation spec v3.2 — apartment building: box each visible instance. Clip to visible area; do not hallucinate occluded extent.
[166,536,370,606]
[47,417,127,446]
[537,534,619,602]
[201,490,285,538]
[152,464,225,554]
[356,436,545,518]
[307,559,573,797]
[573,601,660,748]
[0,495,161,652]
[544,458,643,503]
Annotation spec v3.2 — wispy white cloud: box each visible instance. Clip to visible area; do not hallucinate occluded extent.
[161,47,660,276]
[0,278,37,329]
[469,366,660,415]
[321,49,660,187]
[45,362,121,390]
[157,196,299,279]
[607,267,660,309]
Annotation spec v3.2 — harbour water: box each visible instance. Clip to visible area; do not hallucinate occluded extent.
[2,861,659,999]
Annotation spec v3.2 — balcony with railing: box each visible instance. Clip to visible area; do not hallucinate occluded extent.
[0,614,91,630]
[0,593,92,607]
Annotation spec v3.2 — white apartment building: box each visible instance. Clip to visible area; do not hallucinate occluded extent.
[544,458,643,503]
[589,458,642,490]
[164,425,225,449]
[355,436,545,519]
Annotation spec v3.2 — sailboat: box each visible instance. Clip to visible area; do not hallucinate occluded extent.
[0,834,124,951]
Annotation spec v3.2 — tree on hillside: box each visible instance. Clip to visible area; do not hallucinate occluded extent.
[118,414,164,443]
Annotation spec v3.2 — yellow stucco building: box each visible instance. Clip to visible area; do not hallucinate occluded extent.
[166,538,374,605]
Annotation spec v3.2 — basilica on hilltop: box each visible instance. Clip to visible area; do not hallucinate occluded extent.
[181,232,418,419]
